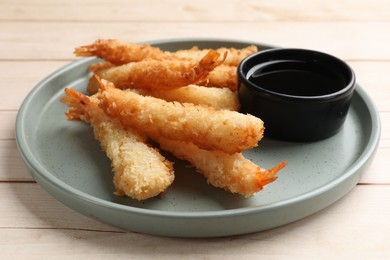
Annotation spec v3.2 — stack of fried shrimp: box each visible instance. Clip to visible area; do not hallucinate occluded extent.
[61,39,286,200]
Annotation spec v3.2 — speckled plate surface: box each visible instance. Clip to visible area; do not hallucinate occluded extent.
[15,39,381,237]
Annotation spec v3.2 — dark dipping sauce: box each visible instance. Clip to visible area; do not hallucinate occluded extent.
[247,60,346,97]
[237,48,356,142]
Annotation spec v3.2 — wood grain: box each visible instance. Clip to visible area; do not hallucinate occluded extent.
[0,183,389,258]
[1,0,389,22]
[1,22,390,60]
[1,0,389,257]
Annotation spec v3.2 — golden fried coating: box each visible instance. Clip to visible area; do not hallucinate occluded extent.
[87,50,226,94]
[60,88,174,200]
[155,137,286,197]
[88,63,238,92]
[96,79,264,154]
[74,39,257,66]
[134,84,240,111]
[200,65,238,91]
[75,39,166,63]
[67,40,286,199]
[77,39,253,92]
[88,61,114,72]
[171,45,258,66]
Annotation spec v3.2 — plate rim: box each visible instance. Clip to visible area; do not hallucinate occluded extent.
[15,38,381,222]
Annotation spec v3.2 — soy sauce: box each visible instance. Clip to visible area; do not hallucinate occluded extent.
[247,61,346,96]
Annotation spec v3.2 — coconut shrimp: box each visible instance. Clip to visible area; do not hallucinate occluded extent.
[87,50,226,94]
[96,79,264,154]
[134,84,240,111]
[155,137,286,197]
[60,88,174,201]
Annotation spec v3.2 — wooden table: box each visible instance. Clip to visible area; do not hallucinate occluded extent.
[1,0,389,258]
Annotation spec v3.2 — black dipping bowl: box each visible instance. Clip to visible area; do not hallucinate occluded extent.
[238,48,356,142]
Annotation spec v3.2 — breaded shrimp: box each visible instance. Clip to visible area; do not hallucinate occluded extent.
[155,137,286,197]
[77,39,246,92]
[87,50,227,94]
[134,84,240,111]
[74,39,257,66]
[200,65,238,91]
[75,39,166,63]
[60,88,174,201]
[171,45,258,66]
[88,61,114,72]
[88,63,238,92]
[96,79,264,154]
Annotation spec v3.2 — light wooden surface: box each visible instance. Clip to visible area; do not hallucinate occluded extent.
[1,0,389,258]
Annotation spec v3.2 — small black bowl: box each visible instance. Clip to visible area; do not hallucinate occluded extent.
[238,48,356,142]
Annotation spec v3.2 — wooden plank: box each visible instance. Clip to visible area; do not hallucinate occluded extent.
[348,62,390,112]
[359,140,390,184]
[1,0,389,22]
[0,183,389,258]
[1,0,388,258]
[0,61,68,110]
[0,140,33,181]
[0,183,122,232]
[380,113,390,140]
[0,111,16,140]
[1,22,390,61]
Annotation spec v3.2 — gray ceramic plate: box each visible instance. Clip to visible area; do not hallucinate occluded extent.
[16,39,381,237]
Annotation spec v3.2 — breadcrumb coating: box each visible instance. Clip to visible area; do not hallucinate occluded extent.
[96,79,264,154]
[155,137,286,197]
[61,88,174,200]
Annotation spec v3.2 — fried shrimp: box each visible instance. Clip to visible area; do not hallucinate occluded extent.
[74,39,166,63]
[77,39,251,92]
[155,137,286,197]
[74,39,257,66]
[88,61,114,72]
[60,88,174,200]
[171,45,258,66]
[87,50,227,94]
[200,65,238,91]
[97,79,264,154]
[134,84,240,111]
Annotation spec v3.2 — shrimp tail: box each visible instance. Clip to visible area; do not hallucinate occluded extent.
[74,39,165,64]
[194,50,227,81]
[257,161,287,188]
[93,74,115,92]
[60,88,91,120]
[74,39,108,57]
